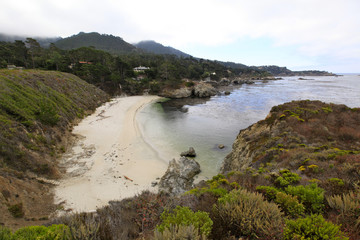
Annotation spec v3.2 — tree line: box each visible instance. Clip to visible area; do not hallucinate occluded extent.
[0,38,270,95]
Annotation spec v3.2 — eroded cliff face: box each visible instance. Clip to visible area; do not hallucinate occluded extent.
[222,121,275,172]
[221,100,360,182]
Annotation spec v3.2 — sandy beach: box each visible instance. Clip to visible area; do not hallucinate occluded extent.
[54,96,169,212]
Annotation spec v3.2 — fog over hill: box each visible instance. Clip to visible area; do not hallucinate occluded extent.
[0,31,334,76]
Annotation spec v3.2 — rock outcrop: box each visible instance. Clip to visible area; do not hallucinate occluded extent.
[159,157,201,195]
[180,147,196,157]
[193,82,217,98]
[160,82,217,99]
[161,87,192,99]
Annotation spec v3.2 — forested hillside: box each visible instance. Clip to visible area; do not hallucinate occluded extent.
[54,32,137,55]
[134,40,191,58]
[0,38,270,95]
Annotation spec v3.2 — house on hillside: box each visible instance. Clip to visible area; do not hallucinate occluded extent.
[133,66,150,72]
[7,65,23,70]
[79,61,93,64]
[69,61,93,69]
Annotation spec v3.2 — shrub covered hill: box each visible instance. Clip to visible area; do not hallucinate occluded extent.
[0,69,108,228]
[10,100,356,240]
[222,100,360,179]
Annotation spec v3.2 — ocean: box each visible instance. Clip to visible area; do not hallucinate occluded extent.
[137,75,360,179]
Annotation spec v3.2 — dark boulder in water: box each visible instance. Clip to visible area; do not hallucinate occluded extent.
[180,147,196,157]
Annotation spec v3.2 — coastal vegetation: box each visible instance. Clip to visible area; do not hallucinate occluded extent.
[0,69,108,228]
[0,34,271,96]
[254,65,336,76]
[0,100,356,239]
[0,32,355,239]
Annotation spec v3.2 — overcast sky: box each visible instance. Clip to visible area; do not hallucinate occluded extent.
[1,0,359,73]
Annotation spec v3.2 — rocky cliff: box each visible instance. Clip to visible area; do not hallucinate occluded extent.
[221,100,360,185]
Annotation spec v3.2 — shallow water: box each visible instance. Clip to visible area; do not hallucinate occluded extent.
[137,75,360,179]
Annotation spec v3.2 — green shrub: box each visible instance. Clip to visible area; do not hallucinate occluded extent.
[186,174,235,198]
[187,187,228,198]
[184,81,195,87]
[212,189,283,239]
[328,178,345,186]
[8,203,24,218]
[154,224,207,240]
[256,185,280,201]
[36,99,60,126]
[275,169,301,188]
[10,224,70,240]
[285,183,325,214]
[0,226,12,240]
[284,214,348,240]
[156,206,213,237]
[275,192,305,218]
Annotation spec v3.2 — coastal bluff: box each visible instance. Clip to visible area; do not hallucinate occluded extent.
[0,70,109,228]
[221,100,360,185]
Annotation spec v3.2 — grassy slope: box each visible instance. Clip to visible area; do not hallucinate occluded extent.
[0,69,109,228]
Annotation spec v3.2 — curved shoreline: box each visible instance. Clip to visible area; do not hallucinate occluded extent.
[54,96,168,213]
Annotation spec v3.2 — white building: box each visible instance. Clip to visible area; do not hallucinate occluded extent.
[133,66,150,72]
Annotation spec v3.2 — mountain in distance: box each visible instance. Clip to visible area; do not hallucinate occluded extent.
[54,32,137,54]
[134,40,191,58]
[1,32,334,76]
[0,33,61,47]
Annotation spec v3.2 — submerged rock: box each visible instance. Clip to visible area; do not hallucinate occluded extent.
[180,147,196,157]
[158,157,201,195]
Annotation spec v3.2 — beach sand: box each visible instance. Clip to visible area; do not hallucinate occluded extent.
[54,96,169,212]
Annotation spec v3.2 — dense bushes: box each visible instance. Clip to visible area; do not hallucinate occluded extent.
[327,191,360,237]
[211,189,283,239]
[274,169,301,188]
[275,192,305,218]
[284,214,348,240]
[18,181,356,239]
[156,206,213,237]
[0,224,70,240]
[154,225,207,240]
[285,183,325,214]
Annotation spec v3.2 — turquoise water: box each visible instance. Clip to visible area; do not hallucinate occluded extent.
[137,75,360,179]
